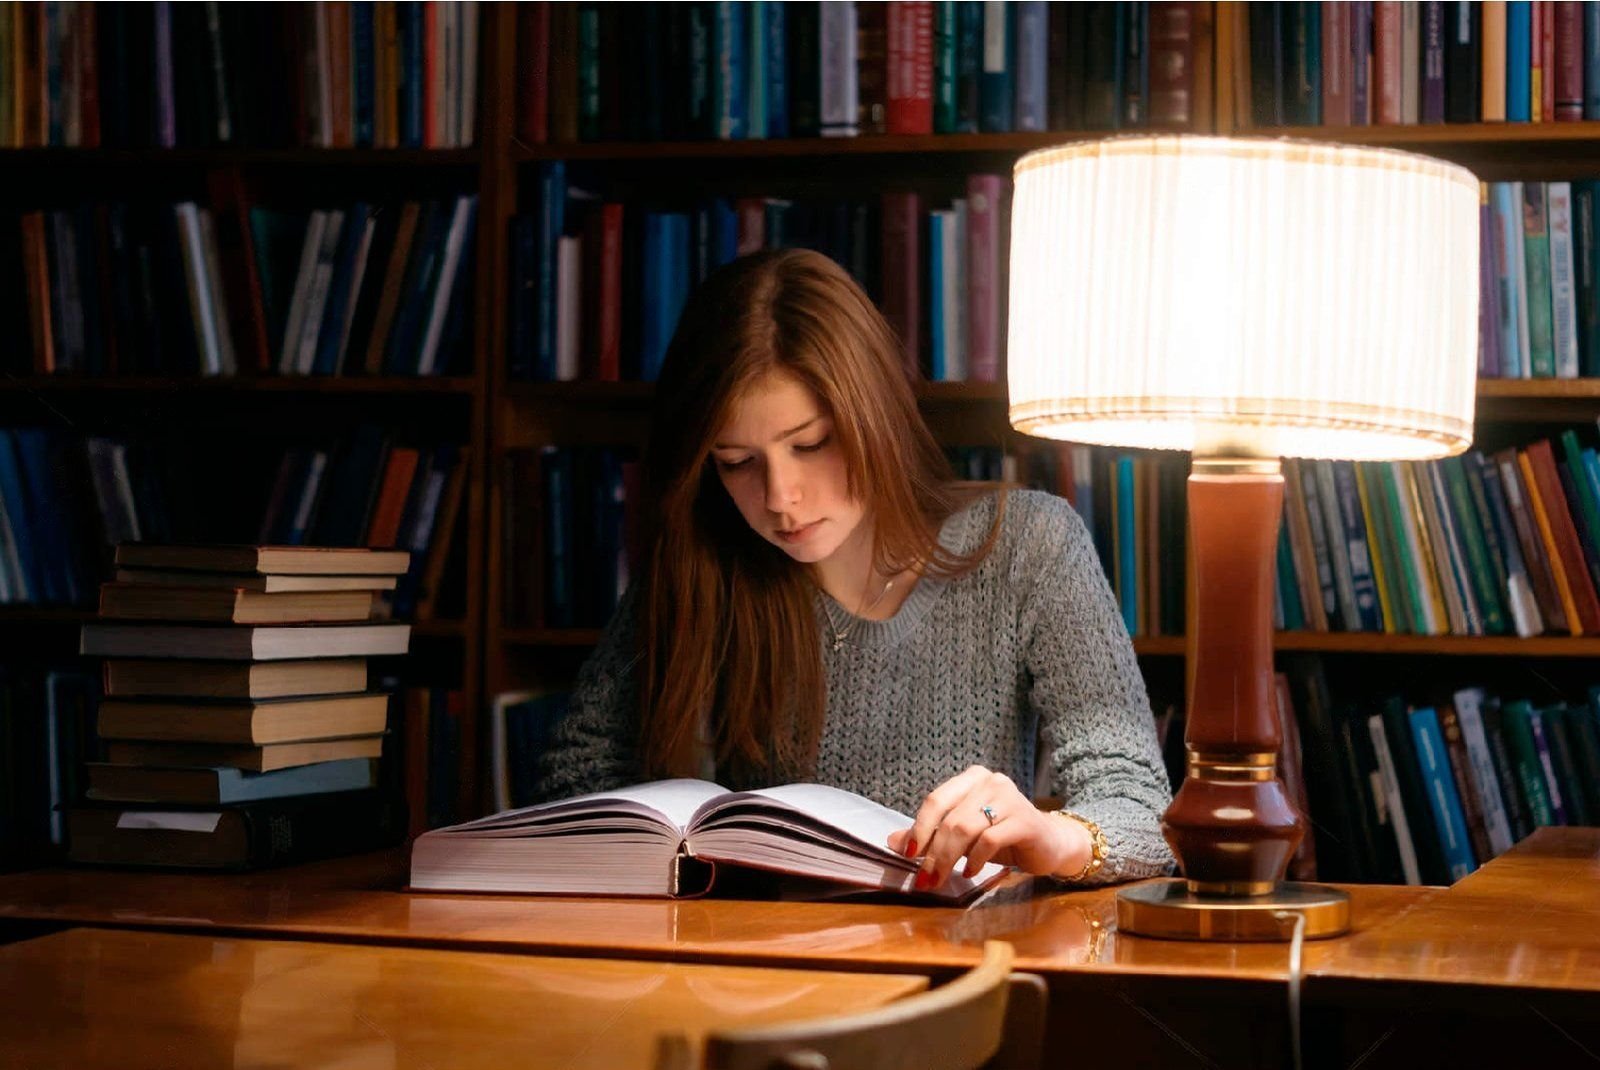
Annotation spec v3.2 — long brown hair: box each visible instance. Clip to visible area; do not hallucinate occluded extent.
[639,249,1006,784]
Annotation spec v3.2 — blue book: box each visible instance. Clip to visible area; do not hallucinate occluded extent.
[1407,707,1478,880]
[1012,2,1047,131]
[12,430,77,604]
[764,0,789,138]
[639,213,691,380]
[713,1,749,139]
[1507,2,1532,121]
[1116,456,1136,634]
[954,2,983,132]
[747,1,767,137]
[928,212,948,380]
[352,2,377,146]
[979,1,1013,132]
[543,446,574,628]
[0,432,38,602]
[1587,3,1600,118]
[90,757,377,805]
[1276,521,1306,631]
[534,162,567,382]
[1491,183,1526,378]
[935,1,958,132]
[311,203,374,376]
[399,2,426,146]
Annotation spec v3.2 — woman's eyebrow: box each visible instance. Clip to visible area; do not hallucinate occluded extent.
[713,416,821,450]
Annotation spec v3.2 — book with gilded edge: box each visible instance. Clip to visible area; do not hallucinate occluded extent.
[409,779,1006,904]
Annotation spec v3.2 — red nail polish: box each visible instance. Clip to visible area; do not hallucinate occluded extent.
[914,869,935,890]
[904,839,918,859]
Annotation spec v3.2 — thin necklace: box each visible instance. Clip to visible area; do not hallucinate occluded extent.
[830,575,896,653]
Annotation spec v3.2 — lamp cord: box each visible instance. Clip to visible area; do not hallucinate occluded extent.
[1273,909,1308,1070]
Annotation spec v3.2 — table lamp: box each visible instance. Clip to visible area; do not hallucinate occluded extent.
[1007,136,1480,940]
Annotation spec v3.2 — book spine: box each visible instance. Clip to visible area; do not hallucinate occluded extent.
[886,1,934,135]
[1011,1,1047,131]
[978,0,1012,132]
[1408,706,1478,880]
[1368,712,1423,884]
[819,1,859,136]
[1422,1,1447,121]
[1502,699,1557,825]
[934,1,957,132]
[1453,688,1516,856]
[1548,181,1581,377]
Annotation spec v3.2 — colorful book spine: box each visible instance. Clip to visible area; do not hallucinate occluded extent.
[1408,706,1478,880]
[1453,686,1516,855]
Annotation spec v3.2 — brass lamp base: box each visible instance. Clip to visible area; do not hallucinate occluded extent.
[1115,879,1350,941]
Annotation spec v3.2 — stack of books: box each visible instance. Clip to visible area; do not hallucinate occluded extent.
[70,544,413,870]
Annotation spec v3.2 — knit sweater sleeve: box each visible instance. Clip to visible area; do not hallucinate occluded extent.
[1014,495,1176,883]
[533,588,645,803]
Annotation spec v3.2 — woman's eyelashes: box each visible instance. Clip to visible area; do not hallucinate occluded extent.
[714,435,830,471]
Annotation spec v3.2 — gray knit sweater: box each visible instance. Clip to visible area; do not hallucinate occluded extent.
[536,489,1176,884]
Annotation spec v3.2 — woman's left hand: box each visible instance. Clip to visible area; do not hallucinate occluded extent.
[886,766,1088,889]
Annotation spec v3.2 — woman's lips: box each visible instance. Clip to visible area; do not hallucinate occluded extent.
[776,519,822,543]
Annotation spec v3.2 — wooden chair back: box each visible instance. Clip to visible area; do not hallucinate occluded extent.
[656,940,1046,1070]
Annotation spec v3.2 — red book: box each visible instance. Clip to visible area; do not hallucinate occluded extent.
[1147,1,1195,128]
[205,168,273,373]
[1539,0,1556,122]
[735,198,766,255]
[327,1,354,147]
[19,213,53,372]
[366,447,422,549]
[1321,1,1351,126]
[423,2,440,146]
[885,2,933,135]
[965,174,1005,383]
[879,191,922,383]
[78,3,101,146]
[1554,0,1583,120]
[517,2,551,143]
[1374,3,1404,124]
[1523,440,1600,632]
[586,203,623,382]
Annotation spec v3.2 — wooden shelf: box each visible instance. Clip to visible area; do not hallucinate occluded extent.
[512,131,1115,164]
[1230,121,1600,176]
[1,147,481,168]
[504,380,1010,404]
[0,376,476,395]
[1133,631,1600,657]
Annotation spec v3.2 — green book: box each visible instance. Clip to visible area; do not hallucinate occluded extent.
[1500,700,1556,828]
[1559,430,1600,568]
[1441,456,1509,634]
[1355,463,1405,633]
[1377,463,1429,635]
[1522,183,1557,377]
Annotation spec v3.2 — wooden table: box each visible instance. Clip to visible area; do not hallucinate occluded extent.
[0,927,927,1070]
[2,828,1598,1067]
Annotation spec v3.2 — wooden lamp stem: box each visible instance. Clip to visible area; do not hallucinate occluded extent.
[1163,458,1303,894]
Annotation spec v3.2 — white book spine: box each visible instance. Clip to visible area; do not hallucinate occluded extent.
[279,211,327,374]
[1452,687,1515,856]
[174,203,224,376]
[819,2,859,136]
[1369,713,1423,885]
[295,209,347,375]
[1547,181,1580,378]
[555,234,582,381]
[415,197,476,376]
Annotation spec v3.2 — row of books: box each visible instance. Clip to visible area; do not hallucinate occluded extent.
[1271,435,1600,638]
[517,1,1206,144]
[502,446,639,631]
[1271,656,1600,886]
[1246,1,1600,128]
[4,194,478,379]
[1,1,479,150]
[510,165,1011,384]
[0,426,466,621]
[1480,180,1600,380]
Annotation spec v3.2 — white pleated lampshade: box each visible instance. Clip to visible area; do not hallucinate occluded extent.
[1007,136,1481,461]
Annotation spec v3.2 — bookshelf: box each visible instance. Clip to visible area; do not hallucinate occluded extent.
[11,0,1600,855]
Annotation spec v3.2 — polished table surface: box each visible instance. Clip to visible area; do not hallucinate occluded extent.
[0,828,1596,997]
[0,927,928,1070]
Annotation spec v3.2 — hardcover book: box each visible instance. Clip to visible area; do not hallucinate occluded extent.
[410,779,1006,903]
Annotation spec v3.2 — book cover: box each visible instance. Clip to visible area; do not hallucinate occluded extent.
[1407,706,1477,880]
[1451,686,1516,856]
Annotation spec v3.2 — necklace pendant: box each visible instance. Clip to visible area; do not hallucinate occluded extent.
[831,635,845,652]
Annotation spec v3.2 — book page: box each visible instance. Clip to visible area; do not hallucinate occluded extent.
[431,778,727,837]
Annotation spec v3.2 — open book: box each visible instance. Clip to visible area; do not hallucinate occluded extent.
[409,779,1007,904]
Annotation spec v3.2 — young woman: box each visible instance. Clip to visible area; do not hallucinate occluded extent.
[537,248,1173,890]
